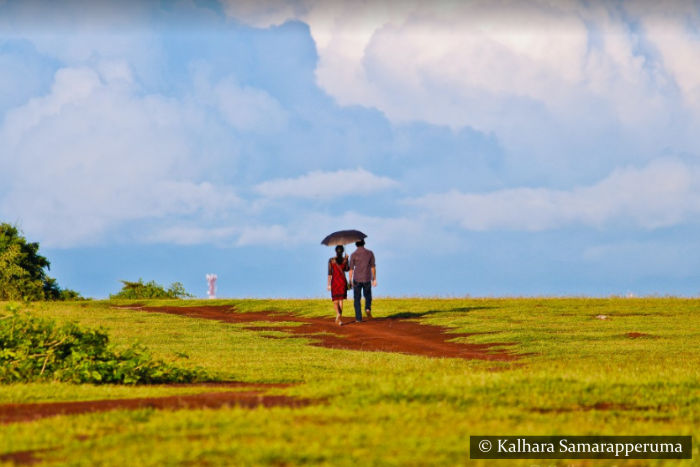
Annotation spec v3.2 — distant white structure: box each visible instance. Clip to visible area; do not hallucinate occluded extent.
[206,274,217,299]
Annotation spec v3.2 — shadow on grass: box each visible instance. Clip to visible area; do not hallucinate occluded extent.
[386,306,497,320]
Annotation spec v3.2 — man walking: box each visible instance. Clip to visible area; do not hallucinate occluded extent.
[348,239,376,322]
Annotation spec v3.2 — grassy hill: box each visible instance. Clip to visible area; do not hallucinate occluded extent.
[0,298,697,465]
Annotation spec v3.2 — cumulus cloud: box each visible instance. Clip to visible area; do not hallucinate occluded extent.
[408,158,700,231]
[631,4,700,109]
[213,77,287,132]
[224,0,700,176]
[254,168,398,199]
[0,64,248,247]
[292,3,688,104]
[188,66,288,133]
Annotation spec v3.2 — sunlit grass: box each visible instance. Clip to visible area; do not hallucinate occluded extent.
[0,298,697,466]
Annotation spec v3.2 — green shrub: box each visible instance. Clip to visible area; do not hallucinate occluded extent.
[110,279,194,299]
[59,288,88,301]
[0,304,207,384]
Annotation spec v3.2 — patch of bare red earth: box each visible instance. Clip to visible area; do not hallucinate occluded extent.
[0,384,313,465]
[531,402,656,414]
[0,448,54,466]
[126,305,519,361]
[0,382,310,426]
[625,332,654,338]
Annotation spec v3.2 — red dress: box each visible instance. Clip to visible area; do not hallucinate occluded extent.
[329,258,349,301]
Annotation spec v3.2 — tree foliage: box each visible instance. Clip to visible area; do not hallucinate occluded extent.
[110,279,193,300]
[0,223,76,301]
[0,304,207,384]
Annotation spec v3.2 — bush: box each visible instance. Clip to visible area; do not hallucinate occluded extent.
[59,288,87,301]
[110,279,193,300]
[0,304,207,384]
[0,223,83,301]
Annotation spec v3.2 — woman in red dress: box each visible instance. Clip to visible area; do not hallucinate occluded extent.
[327,245,350,325]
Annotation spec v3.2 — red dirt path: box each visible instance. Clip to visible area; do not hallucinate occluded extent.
[124,305,518,361]
[0,382,312,425]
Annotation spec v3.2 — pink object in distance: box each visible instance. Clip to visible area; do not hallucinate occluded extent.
[206,274,217,299]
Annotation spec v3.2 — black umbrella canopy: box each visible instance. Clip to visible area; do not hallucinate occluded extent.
[321,230,367,246]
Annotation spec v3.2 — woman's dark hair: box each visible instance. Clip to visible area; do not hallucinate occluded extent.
[334,245,345,264]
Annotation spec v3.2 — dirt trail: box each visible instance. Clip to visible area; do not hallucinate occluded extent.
[124,305,518,361]
[0,382,312,425]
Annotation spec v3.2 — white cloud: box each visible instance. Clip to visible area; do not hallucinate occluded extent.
[146,224,300,248]
[2,67,101,142]
[96,59,134,84]
[254,168,398,199]
[0,65,243,247]
[214,77,287,132]
[221,0,308,28]
[408,158,700,231]
[188,66,288,133]
[631,4,700,109]
[224,1,700,172]
[223,2,648,116]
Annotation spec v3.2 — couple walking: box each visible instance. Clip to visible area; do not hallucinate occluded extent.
[327,239,376,325]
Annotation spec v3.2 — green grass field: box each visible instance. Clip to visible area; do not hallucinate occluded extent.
[0,298,698,466]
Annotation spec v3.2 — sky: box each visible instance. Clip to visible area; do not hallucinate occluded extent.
[2,0,700,298]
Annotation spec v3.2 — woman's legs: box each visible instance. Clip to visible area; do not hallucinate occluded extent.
[333,300,342,325]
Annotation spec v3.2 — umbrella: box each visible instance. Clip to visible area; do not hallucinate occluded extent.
[321,229,367,246]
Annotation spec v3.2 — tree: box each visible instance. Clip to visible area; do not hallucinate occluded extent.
[0,223,80,301]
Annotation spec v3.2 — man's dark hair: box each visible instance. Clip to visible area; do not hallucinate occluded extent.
[355,239,365,247]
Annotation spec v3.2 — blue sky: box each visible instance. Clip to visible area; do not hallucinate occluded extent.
[3,0,700,298]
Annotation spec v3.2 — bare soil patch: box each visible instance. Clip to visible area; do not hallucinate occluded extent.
[625,332,653,338]
[121,305,518,361]
[532,402,654,413]
[0,448,54,465]
[0,382,312,425]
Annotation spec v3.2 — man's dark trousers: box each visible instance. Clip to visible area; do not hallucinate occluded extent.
[353,281,372,322]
